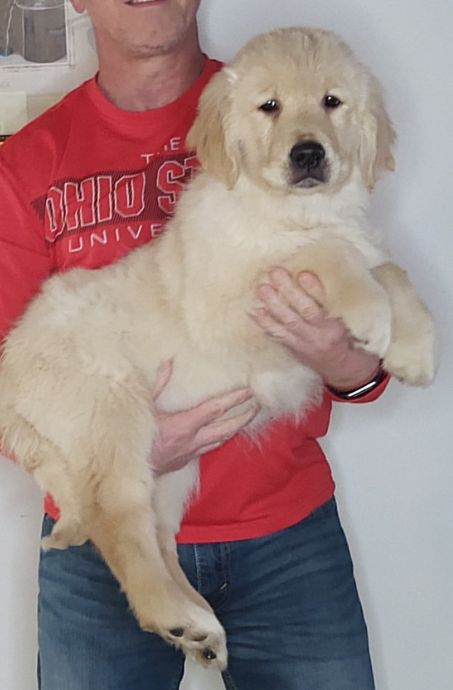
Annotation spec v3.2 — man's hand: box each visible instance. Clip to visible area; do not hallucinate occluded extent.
[150,361,259,474]
[251,267,381,391]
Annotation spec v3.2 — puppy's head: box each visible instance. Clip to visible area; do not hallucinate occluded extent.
[188,27,396,193]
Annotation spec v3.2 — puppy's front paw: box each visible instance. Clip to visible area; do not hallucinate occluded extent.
[384,315,436,386]
[335,287,392,357]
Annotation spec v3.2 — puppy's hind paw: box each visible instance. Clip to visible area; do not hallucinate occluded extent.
[166,619,228,670]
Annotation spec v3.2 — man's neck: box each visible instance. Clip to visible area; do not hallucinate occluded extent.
[96,30,204,112]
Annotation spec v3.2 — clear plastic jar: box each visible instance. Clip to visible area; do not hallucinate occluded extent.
[15,0,67,63]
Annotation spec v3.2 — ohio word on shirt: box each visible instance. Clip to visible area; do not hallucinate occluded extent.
[38,146,199,266]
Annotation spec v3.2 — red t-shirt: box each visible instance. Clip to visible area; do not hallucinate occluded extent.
[0,57,388,544]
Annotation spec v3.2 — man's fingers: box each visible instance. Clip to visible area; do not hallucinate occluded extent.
[152,360,173,400]
[195,401,260,449]
[188,387,254,429]
[256,282,302,328]
[251,308,306,351]
[270,268,324,322]
[251,306,295,340]
[297,271,326,304]
[254,268,324,328]
[152,387,257,473]
[197,441,223,455]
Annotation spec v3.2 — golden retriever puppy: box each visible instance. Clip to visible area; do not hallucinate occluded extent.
[0,27,435,668]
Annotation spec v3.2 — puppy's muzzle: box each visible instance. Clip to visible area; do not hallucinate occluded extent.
[289,141,328,187]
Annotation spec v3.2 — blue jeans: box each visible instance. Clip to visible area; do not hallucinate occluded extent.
[37,498,375,690]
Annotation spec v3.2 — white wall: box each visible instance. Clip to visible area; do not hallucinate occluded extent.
[1,1,452,689]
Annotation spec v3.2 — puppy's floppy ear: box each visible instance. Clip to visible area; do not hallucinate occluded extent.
[186,68,239,188]
[359,80,396,191]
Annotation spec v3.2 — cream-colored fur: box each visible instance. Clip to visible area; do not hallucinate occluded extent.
[0,27,435,668]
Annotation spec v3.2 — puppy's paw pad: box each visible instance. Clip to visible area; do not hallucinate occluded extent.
[164,608,227,670]
[202,647,218,662]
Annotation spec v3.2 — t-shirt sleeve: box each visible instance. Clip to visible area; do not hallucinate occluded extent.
[0,153,51,342]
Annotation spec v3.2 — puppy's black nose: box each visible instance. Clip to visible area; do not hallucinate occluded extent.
[290,141,326,171]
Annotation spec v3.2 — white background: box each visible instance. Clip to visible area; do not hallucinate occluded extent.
[1,1,452,689]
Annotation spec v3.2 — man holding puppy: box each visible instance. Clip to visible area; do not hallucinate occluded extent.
[0,1,386,688]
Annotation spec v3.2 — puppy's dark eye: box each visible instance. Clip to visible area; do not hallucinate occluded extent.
[323,94,342,109]
[259,99,280,114]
